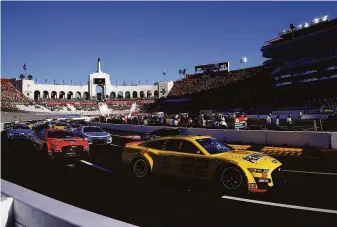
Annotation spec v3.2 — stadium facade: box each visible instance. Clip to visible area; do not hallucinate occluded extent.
[261,15,337,109]
[14,58,174,101]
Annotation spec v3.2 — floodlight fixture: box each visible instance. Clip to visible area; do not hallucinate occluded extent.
[312,18,319,24]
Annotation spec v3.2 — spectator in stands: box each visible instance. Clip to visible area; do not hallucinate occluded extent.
[266,113,272,129]
[298,111,303,120]
[287,114,292,129]
[274,116,280,130]
[220,116,228,129]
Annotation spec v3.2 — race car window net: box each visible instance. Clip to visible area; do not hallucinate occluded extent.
[83,127,104,133]
[12,124,30,130]
[47,131,74,138]
[196,138,233,155]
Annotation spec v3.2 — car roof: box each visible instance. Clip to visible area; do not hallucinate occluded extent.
[153,135,212,140]
[13,124,30,127]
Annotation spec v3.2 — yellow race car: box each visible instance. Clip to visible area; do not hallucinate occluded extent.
[122,135,283,193]
[54,122,69,130]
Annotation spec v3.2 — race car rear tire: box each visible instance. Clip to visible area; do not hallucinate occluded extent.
[132,158,150,179]
[215,164,247,194]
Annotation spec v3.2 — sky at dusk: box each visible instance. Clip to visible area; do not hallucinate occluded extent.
[2,1,336,85]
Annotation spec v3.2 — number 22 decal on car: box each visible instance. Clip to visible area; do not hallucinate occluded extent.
[180,157,209,177]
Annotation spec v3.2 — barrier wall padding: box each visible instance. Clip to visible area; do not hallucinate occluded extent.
[266,131,331,149]
[330,132,337,149]
[223,130,267,145]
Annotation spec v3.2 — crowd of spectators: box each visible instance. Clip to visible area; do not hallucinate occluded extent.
[74,103,99,111]
[95,112,238,129]
[1,80,29,111]
[107,104,132,111]
[168,66,270,98]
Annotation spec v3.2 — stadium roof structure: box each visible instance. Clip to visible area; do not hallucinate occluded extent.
[264,16,337,46]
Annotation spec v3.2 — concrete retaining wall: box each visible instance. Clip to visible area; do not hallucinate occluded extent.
[1,180,136,227]
[266,131,332,148]
[86,122,337,149]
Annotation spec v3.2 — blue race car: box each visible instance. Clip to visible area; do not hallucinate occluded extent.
[7,124,33,140]
[74,126,112,145]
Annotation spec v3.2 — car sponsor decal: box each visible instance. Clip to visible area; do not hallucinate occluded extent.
[243,153,266,163]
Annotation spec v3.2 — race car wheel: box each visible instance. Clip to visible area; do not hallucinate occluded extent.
[220,166,245,191]
[133,158,150,179]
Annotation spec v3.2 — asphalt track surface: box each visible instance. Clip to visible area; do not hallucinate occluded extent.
[1,130,337,226]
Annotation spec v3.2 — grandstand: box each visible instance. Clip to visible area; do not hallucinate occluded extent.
[262,15,337,112]
[153,15,337,114]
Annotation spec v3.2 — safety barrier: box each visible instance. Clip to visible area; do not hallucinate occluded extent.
[1,180,136,227]
[86,122,337,149]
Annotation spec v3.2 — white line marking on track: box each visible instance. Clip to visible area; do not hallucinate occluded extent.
[221,195,337,214]
[283,169,337,176]
[110,143,122,147]
[80,160,113,173]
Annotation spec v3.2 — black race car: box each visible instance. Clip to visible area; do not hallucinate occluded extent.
[141,128,192,140]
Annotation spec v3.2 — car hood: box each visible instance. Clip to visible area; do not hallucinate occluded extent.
[214,150,281,166]
[8,129,33,134]
[83,132,109,137]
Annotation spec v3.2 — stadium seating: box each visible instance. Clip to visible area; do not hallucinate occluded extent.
[167,66,270,98]
[1,80,30,111]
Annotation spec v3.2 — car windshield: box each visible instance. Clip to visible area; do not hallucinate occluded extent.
[47,131,73,138]
[196,138,233,154]
[83,127,104,133]
[12,124,30,130]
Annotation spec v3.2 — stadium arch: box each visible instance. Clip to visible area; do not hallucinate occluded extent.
[125,91,131,99]
[117,91,123,99]
[83,92,89,100]
[132,91,138,99]
[34,90,41,100]
[59,91,65,99]
[43,91,49,99]
[140,91,145,98]
[75,92,81,99]
[51,91,57,99]
[154,90,159,98]
[67,91,73,100]
[110,92,116,99]
[96,85,104,101]
[147,91,152,98]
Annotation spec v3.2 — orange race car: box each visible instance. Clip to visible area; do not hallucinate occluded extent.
[31,129,90,159]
